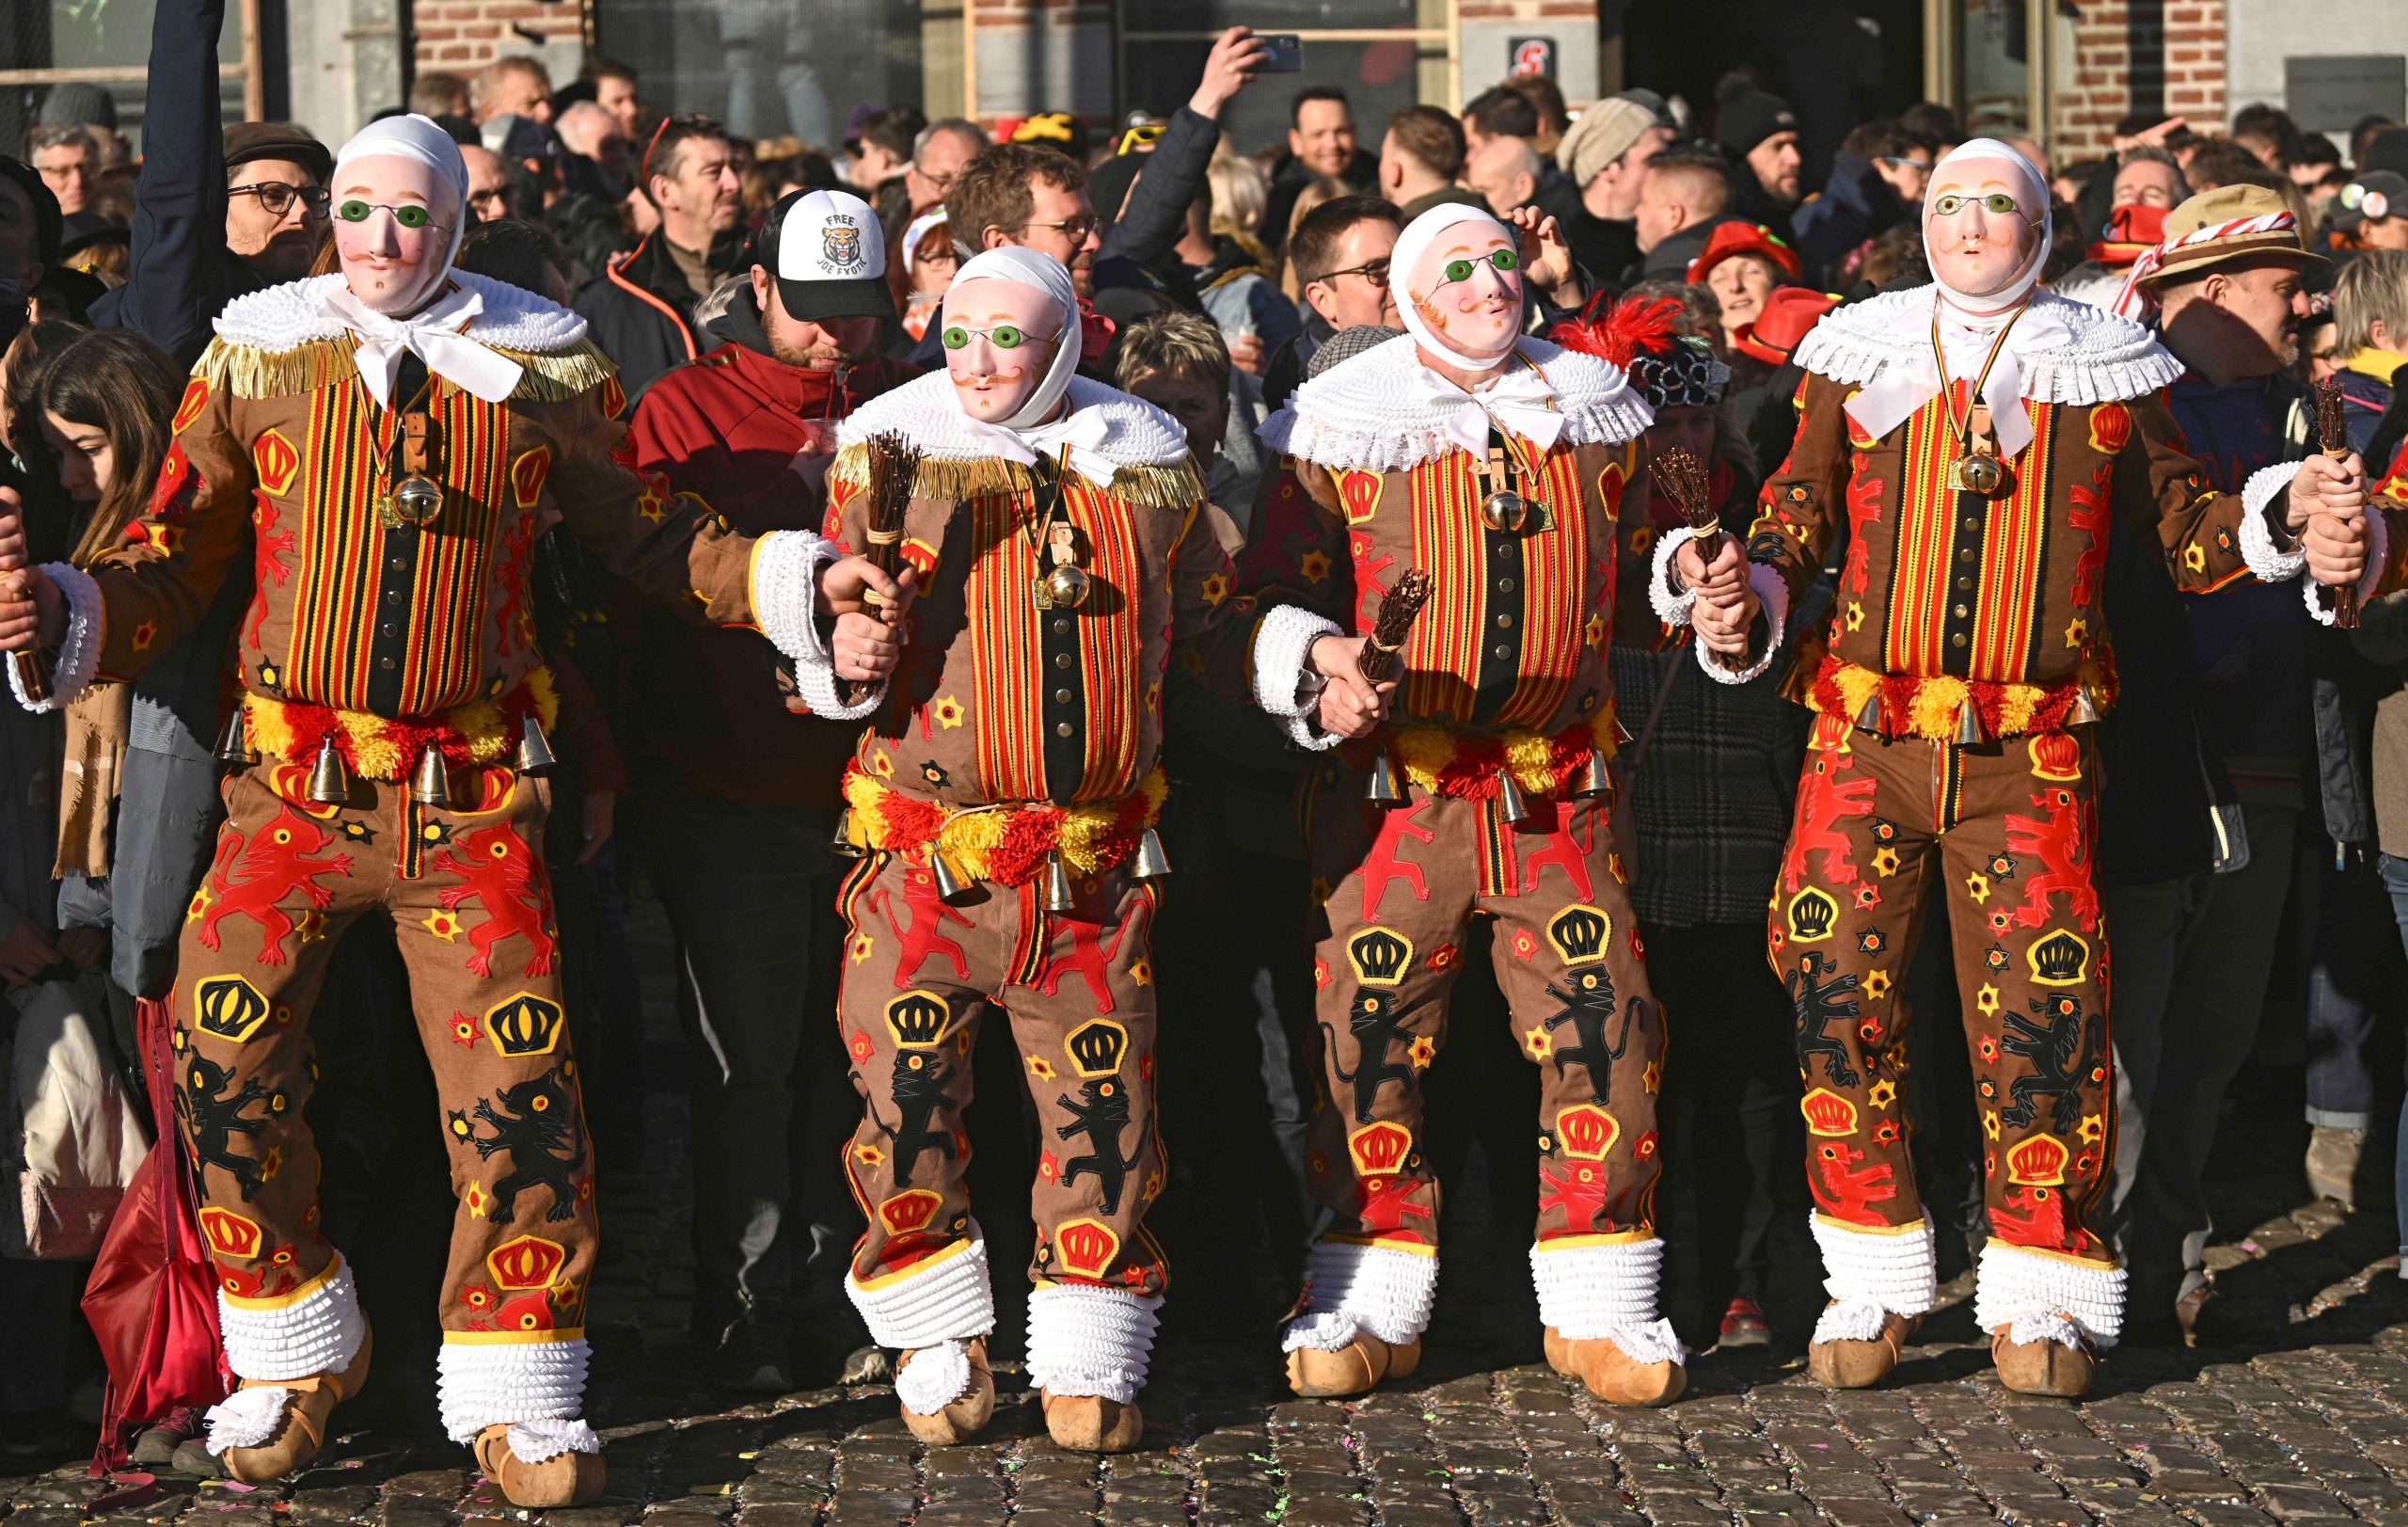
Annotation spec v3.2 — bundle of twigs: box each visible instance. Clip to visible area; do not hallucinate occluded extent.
[1359,569,1433,684]
[2314,379,2361,629]
[849,430,925,703]
[1651,446,1739,669]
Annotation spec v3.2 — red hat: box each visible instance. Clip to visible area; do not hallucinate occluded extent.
[2085,201,2171,268]
[1685,220,1802,286]
[1731,286,1838,366]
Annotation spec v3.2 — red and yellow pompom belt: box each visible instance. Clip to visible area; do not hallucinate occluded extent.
[241,666,559,781]
[840,767,1167,886]
[1797,650,2117,743]
[1349,703,1621,802]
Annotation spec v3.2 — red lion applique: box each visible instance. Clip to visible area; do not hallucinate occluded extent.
[430,824,558,978]
[1782,752,1877,891]
[2067,462,2112,610]
[1811,1139,1898,1226]
[865,865,972,987]
[2004,786,2099,932]
[198,806,355,963]
[246,493,295,650]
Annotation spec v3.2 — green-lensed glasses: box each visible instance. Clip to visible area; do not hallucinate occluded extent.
[336,199,440,229]
[1436,247,1520,285]
[1930,191,2022,217]
[941,322,1054,350]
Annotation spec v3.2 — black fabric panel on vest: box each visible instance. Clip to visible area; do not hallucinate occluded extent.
[1035,464,1086,806]
[1940,481,1984,681]
[367,354,431,717]
[1469,425,1525,727]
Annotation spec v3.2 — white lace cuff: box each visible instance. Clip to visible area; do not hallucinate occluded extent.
[507,1418,601,1462]
[203,1387,293,1454]
[9,562,102,713]
[894,1339,974,1414]
[751,529,882,721]
[1812,1213,1937,1318]
[1250,602,1344,752]
[1529,1235,1686,1363]
[2305,508,2390,626]
[1280,1238,1438,1351]
[1649,526,1700,628]
[218,1256,367,1381]
[2238,460,2308,583]
[1697,563,1788,686]
[1972,1239,2125,1349]
[1024,1283,1164,1404]
[845,1227,995,1349]
[436,1333,592,1444]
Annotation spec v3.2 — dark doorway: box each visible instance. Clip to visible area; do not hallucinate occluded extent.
[1617,0,1926,185]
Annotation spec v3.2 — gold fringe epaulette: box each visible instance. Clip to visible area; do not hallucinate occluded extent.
[193,335,616,405]
[829,442,1205,510]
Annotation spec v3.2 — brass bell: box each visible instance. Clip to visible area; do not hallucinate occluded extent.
[1043,562,1092,610]
[1954,453,2005,498]
[306,738,351,805]
[214,707,256,766]
[1572,748,1610,799]
[1042,851,1076,914]
[1480,489,1529,533]
[515,716,557,775]
[1855,691,1886,734]
[390,473,445,527]
[1496,770,1531,826]
[1365,752,1406,807]
[927,849,973,903]
[2066,685,2101,727]
[410,744,453,807]
[1129,827,1172,880]
[1955,699,1989,747]
[830,806,864,858]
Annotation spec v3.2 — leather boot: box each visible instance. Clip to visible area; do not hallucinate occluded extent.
[1991,1325,2096,1397]
[895,1338,994,1445]
[220,1325,373,1484]
[1806,1307,1919,1389]
[1040,1391,1145,1452]
[473,1424,607,1508]
[1284,1333,1421,1398]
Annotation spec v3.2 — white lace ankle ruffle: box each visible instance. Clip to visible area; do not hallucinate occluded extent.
[218,1257,367,1382]
[1024,1284,1164,1405]
[1972,1239,2125,1349]
[436,1335,592,1444]
[1280,1239,1438,1353]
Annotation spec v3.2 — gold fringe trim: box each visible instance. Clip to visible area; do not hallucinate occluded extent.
[242,667,560,782]
[829,443,1205,511]
[841,769,1168,883]
[195,336,617,405]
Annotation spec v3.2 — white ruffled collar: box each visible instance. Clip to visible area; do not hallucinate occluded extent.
[836,371,1192,484]
[1259,333,1653,473]
[213,271,591,357]
[1792,285,2182,406]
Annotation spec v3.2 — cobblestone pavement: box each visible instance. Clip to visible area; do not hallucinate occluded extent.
[8,904,2408,1525]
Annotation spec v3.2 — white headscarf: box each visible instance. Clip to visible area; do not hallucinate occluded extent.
[1385,202,1570,452]
[1846,136,2064,458]
[937,247,1155,482]
[314,114,525,407]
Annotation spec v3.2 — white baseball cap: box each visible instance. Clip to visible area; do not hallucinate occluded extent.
[768,187,895,322]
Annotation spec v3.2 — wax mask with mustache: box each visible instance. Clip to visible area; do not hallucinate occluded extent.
[942,273,1072,425]
[327,116,471,317]
[1921,140,2050,312]
[1395,204,1527,370]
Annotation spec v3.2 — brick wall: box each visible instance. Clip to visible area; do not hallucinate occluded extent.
[2054,0,2227,159]
[411,0,582,77]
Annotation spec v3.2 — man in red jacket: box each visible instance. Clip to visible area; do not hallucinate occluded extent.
[626,187,917,1391]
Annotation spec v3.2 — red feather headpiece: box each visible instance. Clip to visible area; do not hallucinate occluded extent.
[1548,293,1685,369]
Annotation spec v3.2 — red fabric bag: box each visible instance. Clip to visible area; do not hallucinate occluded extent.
[81,996,230,1473]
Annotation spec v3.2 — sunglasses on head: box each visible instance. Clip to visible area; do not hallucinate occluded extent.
[335,199,442,229]
[1930,191,2024,217]
[1435,247,1519,284]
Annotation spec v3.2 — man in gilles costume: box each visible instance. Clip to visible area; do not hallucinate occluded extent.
[1239,202,1687,1407]
[0,117,900,1503]
[790,247,1247,1452]
[1665,139,2393,1396]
